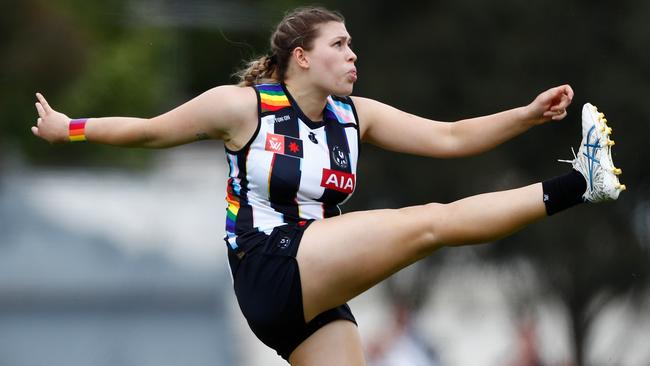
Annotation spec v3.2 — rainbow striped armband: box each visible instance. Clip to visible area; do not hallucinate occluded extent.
[69,118,88,142]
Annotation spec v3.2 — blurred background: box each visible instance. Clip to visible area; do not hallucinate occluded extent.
[1,0,649,365]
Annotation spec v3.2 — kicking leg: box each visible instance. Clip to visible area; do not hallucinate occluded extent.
[297,182,546,322]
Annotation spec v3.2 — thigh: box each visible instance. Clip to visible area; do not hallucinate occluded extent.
[297,184,546,322]
[289,320,365,366]
[297,204,439,322]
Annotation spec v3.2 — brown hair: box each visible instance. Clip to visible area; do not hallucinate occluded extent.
[235,6,345,86]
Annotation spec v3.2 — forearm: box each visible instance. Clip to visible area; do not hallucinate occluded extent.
[82,116,160,148]
[449,106,537,156]
[75,114,207,148]
[448,84,574,156]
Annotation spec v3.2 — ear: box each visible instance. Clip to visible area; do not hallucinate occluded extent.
[292,47,310,69]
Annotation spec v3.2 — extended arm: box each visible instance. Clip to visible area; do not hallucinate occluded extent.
[32,85,257,149]
[356,85,573,158]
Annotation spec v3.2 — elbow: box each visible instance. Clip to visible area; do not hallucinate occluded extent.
[135,118,171,149]
[428,135,466,159]
[440,143,482,158]
[439,123,478,158]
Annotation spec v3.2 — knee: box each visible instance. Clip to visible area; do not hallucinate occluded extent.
[422,202,450,247]
[398,203,448,254]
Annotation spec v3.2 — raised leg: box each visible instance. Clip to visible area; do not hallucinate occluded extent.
[296,183,546,322]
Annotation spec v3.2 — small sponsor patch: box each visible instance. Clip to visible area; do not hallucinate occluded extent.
[321,169,355,194]
[265,133,303,158]
[274,115,291,124]
[265,133,285,154]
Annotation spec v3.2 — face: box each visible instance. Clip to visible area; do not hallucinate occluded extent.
[299,21,357,96]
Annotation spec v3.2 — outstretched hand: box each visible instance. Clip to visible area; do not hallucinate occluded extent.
[526,84,574,124]
[32,93,70,143]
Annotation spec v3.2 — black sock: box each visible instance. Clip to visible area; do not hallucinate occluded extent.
[542,169,587,216]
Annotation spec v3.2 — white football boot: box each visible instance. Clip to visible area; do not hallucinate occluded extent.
[560,103,626,202]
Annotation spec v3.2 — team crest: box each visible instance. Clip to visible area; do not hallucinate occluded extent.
[331,145,349,169]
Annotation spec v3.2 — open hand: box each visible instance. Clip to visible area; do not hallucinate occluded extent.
[32,93,70,143]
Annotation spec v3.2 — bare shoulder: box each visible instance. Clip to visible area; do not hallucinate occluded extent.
[203,85,257,119]
[199,85,258,146]
[349,95,378,113]
[350,95,398,118]
[350,96,396,138]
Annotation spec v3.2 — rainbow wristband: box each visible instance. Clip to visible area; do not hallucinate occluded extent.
[69,118,88,142]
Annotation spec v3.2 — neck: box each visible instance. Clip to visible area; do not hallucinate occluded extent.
[284,80,328,122]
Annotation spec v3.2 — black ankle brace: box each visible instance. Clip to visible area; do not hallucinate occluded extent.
[542,169,587,216]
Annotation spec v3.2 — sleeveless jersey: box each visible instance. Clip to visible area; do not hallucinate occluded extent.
[223,83,360,251]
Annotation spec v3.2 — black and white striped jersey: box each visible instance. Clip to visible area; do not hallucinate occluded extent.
[224,83,360,251]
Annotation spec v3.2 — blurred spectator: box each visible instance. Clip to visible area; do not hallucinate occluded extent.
[367,304,442,366]
[508,314,545,366]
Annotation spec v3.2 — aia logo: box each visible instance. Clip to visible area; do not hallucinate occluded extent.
[321,169,355,194]
[265,133,303,158]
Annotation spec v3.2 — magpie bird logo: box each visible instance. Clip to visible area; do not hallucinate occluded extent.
[331,145,349,169]
[309,132,318,144]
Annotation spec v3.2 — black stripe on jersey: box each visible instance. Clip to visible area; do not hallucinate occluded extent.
[318,119,354,218]
[268,111,302,223]
[232,148,257,248]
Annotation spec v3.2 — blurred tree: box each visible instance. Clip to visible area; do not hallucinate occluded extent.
[2,0,302,167]
[2,0,181,168]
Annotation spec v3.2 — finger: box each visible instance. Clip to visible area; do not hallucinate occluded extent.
[37,117,42,126]
[563,84,574,101]
[543,108,564,118]
[31,126,40,137]
[560,95,571,109]
[35,93,52,113]
[551,110,568,121]
[35,102,46,117]
[551,95,570,111]
[551,85,572,100]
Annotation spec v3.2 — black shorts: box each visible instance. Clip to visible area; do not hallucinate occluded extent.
[227,221,357,360]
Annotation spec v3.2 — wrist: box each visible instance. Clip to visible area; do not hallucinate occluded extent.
[520,105,543,126]
[68,118,88,142]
